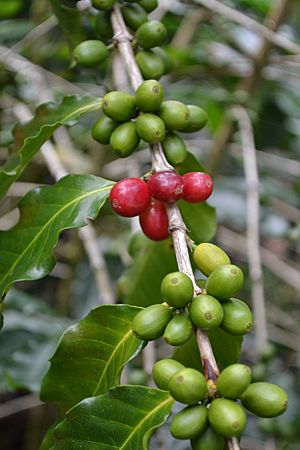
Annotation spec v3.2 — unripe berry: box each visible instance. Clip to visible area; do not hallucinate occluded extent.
[163,314,193,346]
[153,47,175,74]
[152,358,184,390]
[182,105,208,133]
[169,368,207,405]
[109,178,150,217]
[193,243,231,276]
[122,3,148,30]
[139,0,158,13]
[136,50,165,80]
[94,11,113,40]
[159,101,190,131]
[102,91,136,122]
[136,113,166,143]
[148,171,183,203]
[217,364,251,399]
[182,172,213,203]
[162,132,187,166]
[92,115,118,144]
[241,382,288,418]
[72,40,108,68]
[170,404,208,440]
[161,271,194,308]
[189,294,223,329]
[92,0,115,10]
[136,20,167,49]
[220,298,252,335]
[139,198,169,241]
[135,80,164,112]
[191,427,225,450]
[132,304,173,340]
[208,398,247,437]
[110,121,140,157]
[206,264,244,300]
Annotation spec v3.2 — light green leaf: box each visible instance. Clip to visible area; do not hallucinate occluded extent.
[0,96,102,200]
[40,305,144,414]
[0,174,113,299]
[50,0,86,47]
[51,386,174,450]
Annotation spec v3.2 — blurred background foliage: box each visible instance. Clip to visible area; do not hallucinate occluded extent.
[0,0,299,449]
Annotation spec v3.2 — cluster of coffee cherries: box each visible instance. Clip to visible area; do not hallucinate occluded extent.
[109,170,212,240]
[151,358,288,448]
[131,242,252,342]
[92,78,207,164]
[72,0,172,77]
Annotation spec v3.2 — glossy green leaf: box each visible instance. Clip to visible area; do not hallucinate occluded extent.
[40,305,144,414]
[121,239,178,307]
[50,0,86,46]
[0,96,102,200]
[173,328,242,370]
[0,174,113,299]
[51,386,174,450]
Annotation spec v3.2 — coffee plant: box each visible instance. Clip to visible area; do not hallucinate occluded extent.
[1,0,298,449]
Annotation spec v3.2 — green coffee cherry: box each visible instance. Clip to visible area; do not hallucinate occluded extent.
[139,0,158,13]
[110,121,140,157]
[189,294,223,329]
[241,382,288,418]
[220,298,252,335]
[205,265,244,300]
[152,47,175,74]
[195,279,206,290]
[72,40,108,68]
[169,368,207,405]
[152,358,184,390]
[122,3,148,31]
[163,314,193,346]
[136,113,166,143]
[127,368,148,385]
[193,243,231,277]
[135,80,164,112]
[136,50,165,79]
[94,11,113,40]
[162,132,187,166]
[208,398,247,437]
[159,101,190,131]
[92,115,118,144]
[217,364,251,399]
[102,91,136,122]
[182,105,208,133]
[191,427,225,450]
[170,404,208,440]
[132,304,172,340]
[136,20,167,49]
[92,0,115,10]
[161,271,194,308]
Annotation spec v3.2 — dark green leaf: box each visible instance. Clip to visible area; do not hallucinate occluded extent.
[0,96,102,200]
[121,239,178,307]
[50,0,86,47]
[40,305,144,414]
[0,174,113,299]
[178,151,206,173]
[51,386,174,449]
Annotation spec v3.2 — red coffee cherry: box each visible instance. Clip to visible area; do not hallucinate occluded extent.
[139,198,169,241]
[110,178,150,217]
[148,171,183,203]
[182,171,213,203]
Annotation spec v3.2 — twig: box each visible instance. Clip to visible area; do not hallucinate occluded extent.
[194,0,299,54]
[171,8,210,49]
[0,394,43,419]
[231,105,268,354]
[207,0,293,175]
[110,4,237,446]
[218,226,300,292]
[227,437,240,450]
[12,16,58,53]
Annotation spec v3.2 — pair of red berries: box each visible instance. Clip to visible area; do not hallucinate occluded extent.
[109,170,213,240]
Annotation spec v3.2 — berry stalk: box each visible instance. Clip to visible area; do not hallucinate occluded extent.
[110,0,221,388]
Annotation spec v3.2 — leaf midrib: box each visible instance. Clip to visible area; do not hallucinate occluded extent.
[0,184,111,290]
